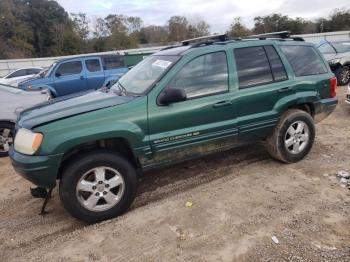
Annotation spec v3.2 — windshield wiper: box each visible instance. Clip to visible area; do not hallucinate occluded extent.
[113,82,141,97]
[118,82,127,95]
[111,82,126,96]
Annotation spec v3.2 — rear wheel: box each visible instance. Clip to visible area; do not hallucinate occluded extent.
[59,150,137,223]
[335,66,350,86]
[0,122,15,157]
[266,109,315,163]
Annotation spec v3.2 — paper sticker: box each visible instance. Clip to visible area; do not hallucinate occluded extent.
[152,59,172,69]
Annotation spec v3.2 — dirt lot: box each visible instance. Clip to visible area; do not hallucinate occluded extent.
[0,87,350,262]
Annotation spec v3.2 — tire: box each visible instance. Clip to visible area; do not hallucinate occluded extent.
[59,150,138,223]
[335,66,350,86]
[0,122,15,157]
[265,109,315,163]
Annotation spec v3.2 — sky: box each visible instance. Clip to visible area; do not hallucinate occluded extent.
[56,0,349,33]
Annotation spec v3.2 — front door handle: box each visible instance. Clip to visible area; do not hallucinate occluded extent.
[213,100,232,108]
[278,86,293,93]
[80,75,85,80]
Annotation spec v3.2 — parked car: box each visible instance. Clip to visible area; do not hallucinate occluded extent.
[10,33,337,223]
[0,67,43,86]
[18,55,129,97]
[317,40,350,85]
[346,84,350,104]
[0,84,50,157]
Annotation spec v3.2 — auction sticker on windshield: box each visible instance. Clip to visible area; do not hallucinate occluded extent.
[152,59,172,69]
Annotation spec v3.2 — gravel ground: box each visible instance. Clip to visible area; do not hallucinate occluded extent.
[0,87,349,262]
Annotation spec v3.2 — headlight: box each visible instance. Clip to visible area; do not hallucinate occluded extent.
[14,128,43,155]
[328,58,341,64]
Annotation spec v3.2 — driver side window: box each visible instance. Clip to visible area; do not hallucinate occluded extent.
[169,52,229,99]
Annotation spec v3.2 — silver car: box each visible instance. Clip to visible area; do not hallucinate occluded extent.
[0,67,43,86]
[0,84,50,157]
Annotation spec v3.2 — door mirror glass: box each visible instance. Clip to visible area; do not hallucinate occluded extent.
[158,87,187,106]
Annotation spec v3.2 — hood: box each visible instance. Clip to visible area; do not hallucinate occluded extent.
[323,51,350,61]
[18,76,50,88]
[18,90,134,129]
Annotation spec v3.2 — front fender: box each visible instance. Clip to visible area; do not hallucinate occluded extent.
[38,121,146,155]
[33,99,149,158]
[32,84,58,97]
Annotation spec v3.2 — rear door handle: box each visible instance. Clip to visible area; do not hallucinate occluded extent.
[213,100,232,108]
[278,86,293,93]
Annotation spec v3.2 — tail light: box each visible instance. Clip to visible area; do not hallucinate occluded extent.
[330,76,337,98]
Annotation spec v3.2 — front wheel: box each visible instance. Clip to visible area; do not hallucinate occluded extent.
[0,122,15,157]
[266,109,315,163]
[59,150,138,223]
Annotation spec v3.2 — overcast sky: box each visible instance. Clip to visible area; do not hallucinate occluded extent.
[56,0,349,33]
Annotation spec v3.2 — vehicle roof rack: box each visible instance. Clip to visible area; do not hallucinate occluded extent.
[246,31,290,39]
[176,31,304,50]
[182,34,228,46]
[245,31,304,41]
[160,45,182,51]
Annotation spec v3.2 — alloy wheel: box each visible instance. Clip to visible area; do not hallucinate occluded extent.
[284,121,310,154]
[76,166,125,212]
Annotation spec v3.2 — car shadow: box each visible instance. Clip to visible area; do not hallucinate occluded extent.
[133,143,271,209]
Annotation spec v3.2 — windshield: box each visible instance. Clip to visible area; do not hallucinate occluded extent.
[45,62,57,77]
[331,42,350,53]
[319,41,350,54]
[111,55,180,95]
[318,42,336,54]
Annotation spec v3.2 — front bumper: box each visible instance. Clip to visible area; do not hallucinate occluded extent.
[314,97,338,123]
[9,148,63,188]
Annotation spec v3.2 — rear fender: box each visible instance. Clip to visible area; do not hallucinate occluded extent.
[274,91,318,116]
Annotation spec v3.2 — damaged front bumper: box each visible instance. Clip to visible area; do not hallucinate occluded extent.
[9,148,62,188]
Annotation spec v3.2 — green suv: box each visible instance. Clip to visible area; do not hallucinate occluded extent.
[10,33,338,223]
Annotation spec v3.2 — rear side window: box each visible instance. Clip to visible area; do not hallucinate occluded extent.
[103,56,125,70]
[56,61,82,76]
[26,68,41,75]
[280,45,327,76]
[234,46,273,88]
[7,69,28,78]
[86,59,101,72]
[264,46,288,82]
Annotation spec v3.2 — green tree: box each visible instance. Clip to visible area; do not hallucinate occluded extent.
[138,25,169,45]
[168,16,189,42]
[0,0,34,58]
[227,17,251,37]
[316,8,350,32]
[253,14,291,34]
[71,13,90,41]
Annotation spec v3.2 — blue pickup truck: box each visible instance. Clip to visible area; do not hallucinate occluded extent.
[18,54,129,97]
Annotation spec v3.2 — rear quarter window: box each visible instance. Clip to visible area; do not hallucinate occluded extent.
[280,45,327,77]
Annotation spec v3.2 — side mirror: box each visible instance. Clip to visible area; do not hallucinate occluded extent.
[55,72,61,77]
[158,87,187,106]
